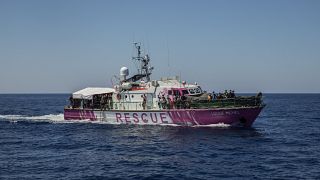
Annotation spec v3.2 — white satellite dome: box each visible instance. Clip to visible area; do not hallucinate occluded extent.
[120,67,129,81]
[120,67,129,76]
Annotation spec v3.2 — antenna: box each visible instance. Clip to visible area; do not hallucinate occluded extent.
[132,42,153,82]
[179,71,182,88]
[132,42,142,74]
[166,37,170,76]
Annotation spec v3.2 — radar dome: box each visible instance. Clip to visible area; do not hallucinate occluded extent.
[120,67,129,81]
[120,67,129,76]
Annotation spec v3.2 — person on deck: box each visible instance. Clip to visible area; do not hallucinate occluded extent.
[108,94,113,110]
[173,95,177,109]
[224,90,228,98]
[142,94,147,110]
[69,96,73,108]
[208,93,212,102]
[231,90,235,98]
[167,96,171,109]
[161,96,167,109]
[105,94,110,110]
[100,95,106,110]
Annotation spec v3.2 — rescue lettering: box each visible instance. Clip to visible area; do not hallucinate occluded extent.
[150,113,158,123]
[116,113,123,122]
[124,113,131,123]
[160,113,168,123]
[141,113,148,123]
[132,113,139,123]
[114,112,170,124]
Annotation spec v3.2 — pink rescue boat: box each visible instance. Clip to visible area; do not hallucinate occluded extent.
[64,43,265,127]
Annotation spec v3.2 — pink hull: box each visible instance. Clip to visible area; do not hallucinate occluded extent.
[64,106,264,127]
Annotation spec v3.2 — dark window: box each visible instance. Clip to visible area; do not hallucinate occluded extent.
[182,90,189,95]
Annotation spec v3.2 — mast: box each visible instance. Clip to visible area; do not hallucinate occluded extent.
[132,43,153,82]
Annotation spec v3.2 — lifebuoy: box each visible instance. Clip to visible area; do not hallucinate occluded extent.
[116,94,121,100]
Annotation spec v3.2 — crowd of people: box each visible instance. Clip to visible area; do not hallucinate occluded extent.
[68,94,113,110]
[99,94,113,110]
[155,90,238,110]
[157,94,189,109]
[212,90,236,100]
[68,89,243,110]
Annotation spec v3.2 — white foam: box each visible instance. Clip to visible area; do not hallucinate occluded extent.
[0,114,64,122]
[192,123,231,128]
[159,123,181,127]
[0,114,113,125]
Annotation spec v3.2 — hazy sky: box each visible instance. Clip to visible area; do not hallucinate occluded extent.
[1,0,319,93]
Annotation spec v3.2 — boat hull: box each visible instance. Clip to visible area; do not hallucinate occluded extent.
[64,106,264,127]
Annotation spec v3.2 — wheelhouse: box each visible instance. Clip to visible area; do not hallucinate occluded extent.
[167,88,189,97]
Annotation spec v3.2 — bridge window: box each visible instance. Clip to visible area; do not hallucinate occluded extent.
[182,90,189,95]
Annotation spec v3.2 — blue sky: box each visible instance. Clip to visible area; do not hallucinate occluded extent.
[0,0,319,93]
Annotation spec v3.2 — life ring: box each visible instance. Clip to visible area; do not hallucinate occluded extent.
[116,93,121,101]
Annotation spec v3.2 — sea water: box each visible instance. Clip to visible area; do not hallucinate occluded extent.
[0,94,319,179]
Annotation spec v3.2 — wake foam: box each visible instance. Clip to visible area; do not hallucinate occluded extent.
[0,114,65,122]
[0,114,112,124]
[193,123,231,128]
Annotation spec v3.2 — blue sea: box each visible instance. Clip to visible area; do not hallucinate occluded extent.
[0,94,319,179]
